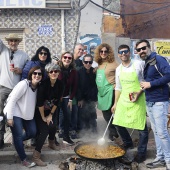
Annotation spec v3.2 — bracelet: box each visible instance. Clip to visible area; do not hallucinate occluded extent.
[50,112,54,115]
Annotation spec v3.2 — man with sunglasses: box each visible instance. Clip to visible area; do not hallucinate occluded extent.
[136,39,170,170]
[0,33,28,148]
[76,54,98,134]
[112,44,148,163]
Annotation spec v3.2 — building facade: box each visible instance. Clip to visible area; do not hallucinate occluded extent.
[0,0,80,59]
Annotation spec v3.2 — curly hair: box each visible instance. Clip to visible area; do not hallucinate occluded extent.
[94,43,115,65]
[31,46,52,64]
[58,51,76,70]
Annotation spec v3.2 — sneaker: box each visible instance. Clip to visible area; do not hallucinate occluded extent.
[63,137,74,145]
[146,159,166,168]
[134,154,146,163]
[21,159,36,168]
[58,130,64,138]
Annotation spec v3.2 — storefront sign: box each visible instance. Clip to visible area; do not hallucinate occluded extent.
[154,41,170,57]
[38,24,54,36]
[0,0,45,8]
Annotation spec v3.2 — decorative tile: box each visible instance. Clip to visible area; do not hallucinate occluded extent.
[0,1,80,59]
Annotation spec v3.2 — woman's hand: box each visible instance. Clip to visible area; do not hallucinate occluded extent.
[111,104,116,114]
[46,114,53,125]
[68,100,72,111]
[7,119,14,127]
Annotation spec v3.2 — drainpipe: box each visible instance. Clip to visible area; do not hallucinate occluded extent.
[61,9,65,53]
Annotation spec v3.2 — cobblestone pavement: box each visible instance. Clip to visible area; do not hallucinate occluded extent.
[0,109,169,170]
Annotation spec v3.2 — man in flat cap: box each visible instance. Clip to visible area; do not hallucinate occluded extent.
[0,33,29,148]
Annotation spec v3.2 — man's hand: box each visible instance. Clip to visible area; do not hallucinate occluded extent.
[7,119,14,127]
[131,92,141,102]
[14,67,22,74]
[140,81,151,90]
[78,100,84,108]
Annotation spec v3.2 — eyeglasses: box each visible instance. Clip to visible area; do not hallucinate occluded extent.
[9,40,18,42]
[33,72,42,76]
[63,56,72,60]
[10,51,14,60]
[100,50,108,54]
[39,52,47,56]
[84,61,93,64]
[118,50,129,55]
[49,70,60,74]
[136,46,147,52]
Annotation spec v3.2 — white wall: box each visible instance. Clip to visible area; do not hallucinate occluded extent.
[79,0,103,36]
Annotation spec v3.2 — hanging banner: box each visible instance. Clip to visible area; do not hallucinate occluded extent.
[0,0,45,8]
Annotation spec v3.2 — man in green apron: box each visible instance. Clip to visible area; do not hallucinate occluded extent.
[111,44,148,163]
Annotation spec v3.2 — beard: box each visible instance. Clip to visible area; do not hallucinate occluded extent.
[139,52,148,60]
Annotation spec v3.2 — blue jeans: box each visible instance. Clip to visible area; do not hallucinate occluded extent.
[10,116,36,161]
[146,101,170,163]
[116,124,148,155]
[59,102,78,132]
[60,98,72,137]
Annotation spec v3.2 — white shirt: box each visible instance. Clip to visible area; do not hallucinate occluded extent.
[0,39,29,89]
[115,60,145,91]
[3,80,37,120]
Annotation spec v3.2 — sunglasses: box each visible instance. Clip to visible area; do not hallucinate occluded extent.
[100,50,108,54]
[39,52,47,56]
[33,72,42,76]
[63,56,72,60]
[118,50,129,55]
[84,61,92,64]
[136,46,147,52]
[49,70,60,74]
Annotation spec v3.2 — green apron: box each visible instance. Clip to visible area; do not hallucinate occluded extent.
[96,64,113,110]
[113,64,146,130]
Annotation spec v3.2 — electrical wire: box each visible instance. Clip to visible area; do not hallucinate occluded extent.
[132,0,170,5]
[89,0,170,16]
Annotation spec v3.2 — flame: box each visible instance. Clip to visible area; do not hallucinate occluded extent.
[74,157,77,161]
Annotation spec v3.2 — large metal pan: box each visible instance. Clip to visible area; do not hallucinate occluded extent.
[74,142,125,161]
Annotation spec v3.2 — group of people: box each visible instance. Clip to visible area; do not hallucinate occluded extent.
[111,40,170,170]
[0,33,170,170]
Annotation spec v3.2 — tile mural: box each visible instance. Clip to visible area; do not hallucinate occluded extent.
[0,8,79,59]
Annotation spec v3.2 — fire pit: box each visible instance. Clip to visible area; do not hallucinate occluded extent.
[59,142,137,170]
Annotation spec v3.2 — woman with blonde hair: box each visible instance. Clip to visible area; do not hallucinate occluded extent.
[95,43,119,141]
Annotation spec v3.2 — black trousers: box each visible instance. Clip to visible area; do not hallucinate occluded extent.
[35,110,57,153]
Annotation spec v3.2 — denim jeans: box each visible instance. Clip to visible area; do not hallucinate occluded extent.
[60,98,72,138]
[0,85,12,140]
[59,102,78,132]
[10,116,36,161]
[146,101,170,163]
[116,124,148,155]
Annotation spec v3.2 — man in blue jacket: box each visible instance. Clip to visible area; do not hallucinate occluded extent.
[136,39,170,170]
